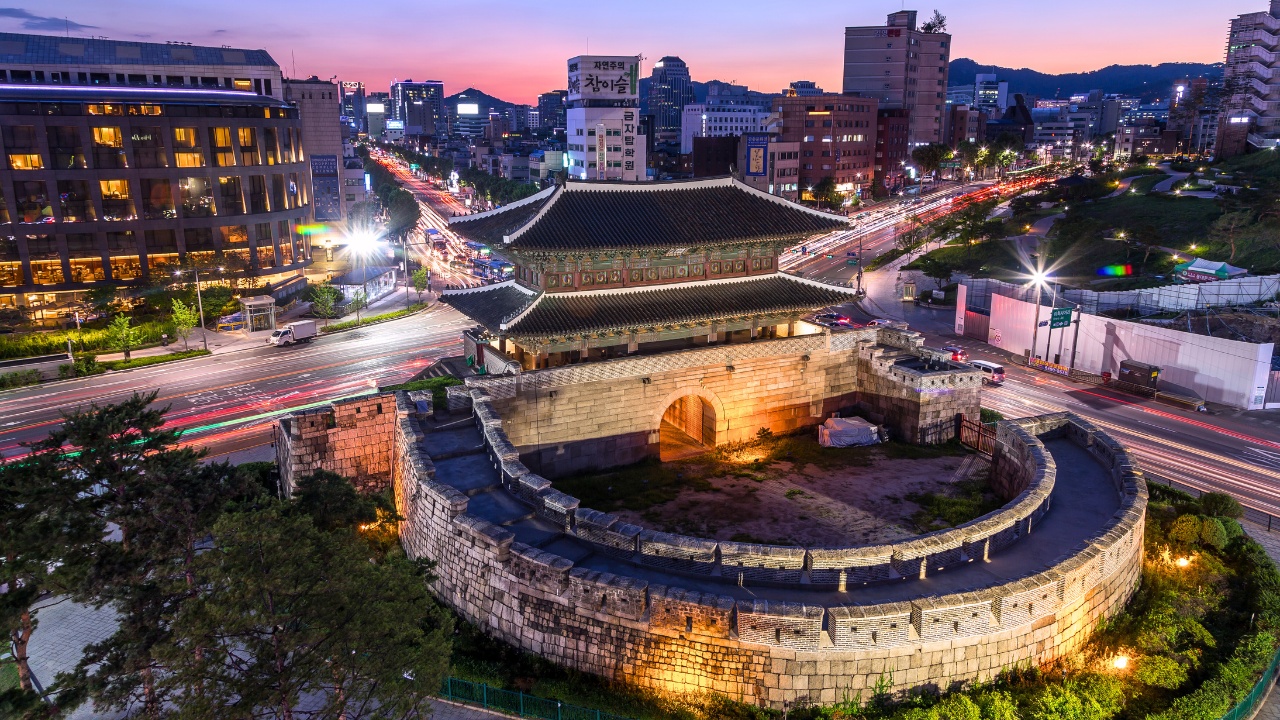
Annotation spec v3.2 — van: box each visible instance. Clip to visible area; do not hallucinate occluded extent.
[971,360,1006,385]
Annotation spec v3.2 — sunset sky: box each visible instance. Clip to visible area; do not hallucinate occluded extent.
[14,1,1258,102]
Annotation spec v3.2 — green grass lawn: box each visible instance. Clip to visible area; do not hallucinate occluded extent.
[0,661,18,693]
[1128,172,1170,195]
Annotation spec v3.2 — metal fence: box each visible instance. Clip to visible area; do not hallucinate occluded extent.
[1146,472,1280,532]
[439,677,633,720]
[1221,645,1280,720]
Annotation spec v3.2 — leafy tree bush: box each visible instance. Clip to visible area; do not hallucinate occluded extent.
[1201,492,1245,519]
[1169,514,1203,545]
[0,369,40,388]
[1223,518,1245,541]
[1201,516,1229,550]
[1135,654,1188,689]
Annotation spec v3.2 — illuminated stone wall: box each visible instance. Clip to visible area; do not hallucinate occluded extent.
[385,404,1146,708]
[466,328,980,477]
[274,366,1145,708]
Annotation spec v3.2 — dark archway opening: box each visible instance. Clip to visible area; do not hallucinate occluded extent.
[659,395,717,461]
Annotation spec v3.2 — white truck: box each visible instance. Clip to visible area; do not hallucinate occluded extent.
[267,320,317,346]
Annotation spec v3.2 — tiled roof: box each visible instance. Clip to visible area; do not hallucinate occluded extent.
[441,282,538,329]
[449,178,845,251]
[448,195,554,246]
[0,33,277,68]
[329,266,398,286]
[444,274,852,338]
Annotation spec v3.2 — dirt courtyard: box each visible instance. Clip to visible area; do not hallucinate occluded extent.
[552,433,991,547]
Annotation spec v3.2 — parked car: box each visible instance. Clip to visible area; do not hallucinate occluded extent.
[971,360,1006,385]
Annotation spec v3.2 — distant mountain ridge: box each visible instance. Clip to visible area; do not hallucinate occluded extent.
[444,87,519,114]
[948,59,1223,101]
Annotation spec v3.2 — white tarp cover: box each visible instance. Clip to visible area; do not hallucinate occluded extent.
[819,417,881,447]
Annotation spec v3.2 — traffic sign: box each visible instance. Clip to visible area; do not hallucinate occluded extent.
[1049,307,1074,329]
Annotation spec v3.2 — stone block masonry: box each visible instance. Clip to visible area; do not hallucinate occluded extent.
[274,392,398,496]
[275,353,1146,709]
[468,329,980,478]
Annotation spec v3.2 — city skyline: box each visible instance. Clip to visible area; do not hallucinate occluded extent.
[21,0,1259,102]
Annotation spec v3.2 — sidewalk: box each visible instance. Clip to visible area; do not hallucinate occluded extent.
[93,282,430,362]
[1243,521,1280,720]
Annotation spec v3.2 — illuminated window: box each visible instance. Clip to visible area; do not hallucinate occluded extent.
[87,103,124,115]
[99,179,136,221]
[173,127,198,148]
[29,259,64,285]
[128,104,163,116]
[209,127,235,166]
[92,127,123,147]
[179,177,216,218]
[233,78,253,91]
[8,153,43,170]
[175,152,205,168]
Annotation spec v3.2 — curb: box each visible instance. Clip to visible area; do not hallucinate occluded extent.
[0,302,445,397]
[317,300,437,335]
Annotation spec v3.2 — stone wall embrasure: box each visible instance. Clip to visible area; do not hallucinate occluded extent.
[354,393,1147,708]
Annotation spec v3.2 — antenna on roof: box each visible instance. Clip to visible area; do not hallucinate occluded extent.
[291,50,296,79]
[64,17,69,37]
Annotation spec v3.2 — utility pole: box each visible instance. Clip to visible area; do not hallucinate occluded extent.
[1068,304,1083,372]
[1030,282,1043,362]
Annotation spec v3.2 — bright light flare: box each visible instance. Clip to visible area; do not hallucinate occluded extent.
[1113,655,1129,670]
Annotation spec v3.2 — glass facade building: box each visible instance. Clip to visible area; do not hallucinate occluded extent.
[0,84,312,313]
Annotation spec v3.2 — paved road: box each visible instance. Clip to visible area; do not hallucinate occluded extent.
[0,307,470,461]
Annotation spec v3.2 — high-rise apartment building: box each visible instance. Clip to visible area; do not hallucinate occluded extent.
[1219,1,1280,157]
[537,90,567,130]
[0,33,313,315]
[565,55,648,182]
[772,94,878,198]
[647,56,695,139]
[842,10,951,147]
[390,80,445,137]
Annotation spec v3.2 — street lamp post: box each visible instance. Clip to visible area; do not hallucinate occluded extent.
[175,267,209,351]
[1029,271,1050,361]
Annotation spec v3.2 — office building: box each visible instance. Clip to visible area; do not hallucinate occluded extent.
[704,81,773,111]
[647,56,695,141]
[564,55,648,181]
[786,81,825,96]
[390,80,445,137]
[450,90,491,138]
[842,10,951,146]
[537,90,567,130]
[366,93,388,137]
[0,33,313,315]
[875,108,911,193]
[679,104,771,154]
[733,133,801,201]
[1219,2,1280,156]
[284,77,344,221]
[0,32,283,98]
[340,80,366,134]
[947,104,987,147]
[973,74,1009,116]
[772,94,878,198]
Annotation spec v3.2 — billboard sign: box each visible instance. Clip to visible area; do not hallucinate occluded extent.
[567,55,639,102]
[310,155,341,221]
[745,133,770,177]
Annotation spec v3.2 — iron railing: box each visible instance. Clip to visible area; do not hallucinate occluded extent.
[1219,645,1280,720]
[439,677,634,720]
[1146,472,1280,532]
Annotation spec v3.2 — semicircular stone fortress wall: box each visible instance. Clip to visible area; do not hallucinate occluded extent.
[274,355,1145,708]
[353,391,1146,708]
